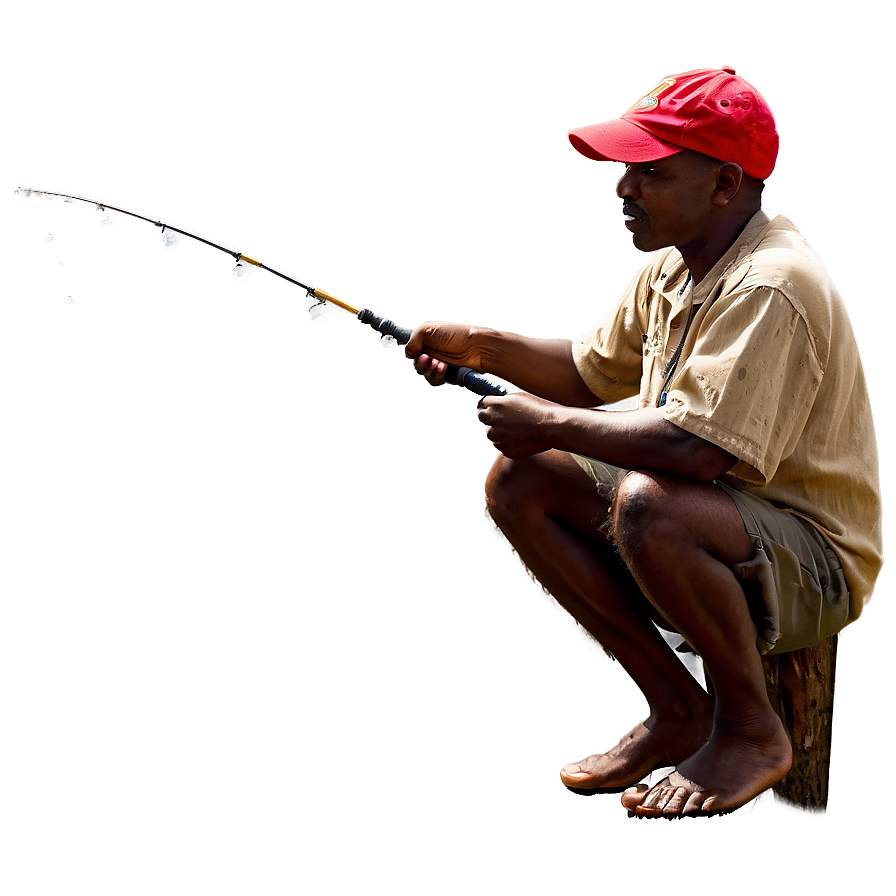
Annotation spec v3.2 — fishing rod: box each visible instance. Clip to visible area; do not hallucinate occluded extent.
[13,188,507,398]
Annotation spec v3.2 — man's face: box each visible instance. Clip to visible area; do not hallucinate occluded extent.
[616,150,722,254]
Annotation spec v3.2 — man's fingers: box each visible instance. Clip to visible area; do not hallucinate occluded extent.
[478,396,499,417]
[412,353,448,386]
[405,322,451,361]
[404,324,429,359]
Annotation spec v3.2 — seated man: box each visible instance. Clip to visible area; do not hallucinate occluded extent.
[405,68,883,818]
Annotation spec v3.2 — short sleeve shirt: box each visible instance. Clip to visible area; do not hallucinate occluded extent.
[572,211,883,621]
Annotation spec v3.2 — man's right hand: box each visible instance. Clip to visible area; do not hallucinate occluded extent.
[404,321,598,409]
[405,321,483,387]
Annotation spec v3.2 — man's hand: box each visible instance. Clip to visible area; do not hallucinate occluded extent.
[405,321,482,387]
[404,320,601,409]
[477,392,563,458]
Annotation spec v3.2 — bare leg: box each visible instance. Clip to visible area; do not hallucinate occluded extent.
[487,454,793,814]
[485,451,714,791]
[609,471,792,817]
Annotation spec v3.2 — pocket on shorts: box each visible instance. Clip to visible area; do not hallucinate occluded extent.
[731,535,850,656]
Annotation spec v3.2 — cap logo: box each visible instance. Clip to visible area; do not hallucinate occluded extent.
[630,78,676,113]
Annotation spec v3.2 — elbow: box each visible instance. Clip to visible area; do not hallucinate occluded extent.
[686,442,738,482]
[663,423,736,482]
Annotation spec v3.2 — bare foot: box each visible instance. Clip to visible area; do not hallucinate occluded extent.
[560,701,713,793]
[620,710,793,817]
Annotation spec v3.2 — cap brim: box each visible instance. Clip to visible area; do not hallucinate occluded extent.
[568,118,682,163]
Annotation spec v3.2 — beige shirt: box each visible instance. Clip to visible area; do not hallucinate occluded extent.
[573,211,883,620]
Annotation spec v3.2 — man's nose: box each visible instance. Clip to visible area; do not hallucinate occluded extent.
[616,167,639,199]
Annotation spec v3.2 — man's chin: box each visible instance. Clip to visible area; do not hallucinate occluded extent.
[631,233,660,252]
[629,229,675,254]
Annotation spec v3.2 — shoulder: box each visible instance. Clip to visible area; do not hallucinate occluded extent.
[732,215,839,311]
[717,215,845,362]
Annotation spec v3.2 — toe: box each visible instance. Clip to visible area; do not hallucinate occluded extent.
[652,785,675,812]
[559,760,593,786]
[620,783,649,813]
[643,778,669,805]
[559,764,583,783]
[661,787,691,817]
[636,783,669,818]
[560,756,595,784]
[644,776,672,807]
[681,791,709,816]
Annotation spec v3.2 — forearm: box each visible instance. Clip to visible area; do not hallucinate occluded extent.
[552,405,736,481]
[439,326,601,407]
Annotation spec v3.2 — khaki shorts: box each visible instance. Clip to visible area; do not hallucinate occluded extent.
[571,455,851,656]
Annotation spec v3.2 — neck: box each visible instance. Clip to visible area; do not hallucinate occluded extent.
[678,207,759,284]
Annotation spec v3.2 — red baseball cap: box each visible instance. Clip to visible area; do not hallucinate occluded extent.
[568,68,778,180]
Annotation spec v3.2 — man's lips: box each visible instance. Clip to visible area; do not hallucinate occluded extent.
[622,202,648,231]
[622,202,646,223]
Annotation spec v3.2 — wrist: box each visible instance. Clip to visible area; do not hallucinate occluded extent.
[542,403,577,452]
[474,326,514,375]
[542,405,604,457]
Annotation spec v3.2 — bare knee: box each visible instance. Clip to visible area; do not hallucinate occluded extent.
[610,469,744,565]
[484,454,539,529]
[484,451,580,524]
[485,451,614,550]
[610,471,676,559]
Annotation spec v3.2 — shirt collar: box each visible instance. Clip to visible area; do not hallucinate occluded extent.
[692,209,771,304]
[650,256,690,304]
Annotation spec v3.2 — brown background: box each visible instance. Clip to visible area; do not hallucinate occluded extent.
[0,0,894,894]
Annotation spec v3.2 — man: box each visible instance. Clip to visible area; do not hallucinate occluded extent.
[405,68,883,818]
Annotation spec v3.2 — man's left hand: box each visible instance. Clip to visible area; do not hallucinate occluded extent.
[477,392,563,458]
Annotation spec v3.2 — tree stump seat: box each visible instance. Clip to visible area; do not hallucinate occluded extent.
[761,634,838,810]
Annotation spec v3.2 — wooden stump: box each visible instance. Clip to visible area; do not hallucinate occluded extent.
[762,634,838,811]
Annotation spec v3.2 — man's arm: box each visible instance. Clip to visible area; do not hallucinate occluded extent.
[404,320,736,481]
[405,322,601,408]
[478,392,737,482]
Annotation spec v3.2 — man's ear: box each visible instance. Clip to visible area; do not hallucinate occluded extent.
[712,162,744,207]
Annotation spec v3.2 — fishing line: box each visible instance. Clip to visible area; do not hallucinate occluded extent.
[14,188,507,398]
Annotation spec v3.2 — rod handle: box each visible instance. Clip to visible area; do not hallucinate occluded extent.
[446,366,507,397]
[357,308,506,397]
